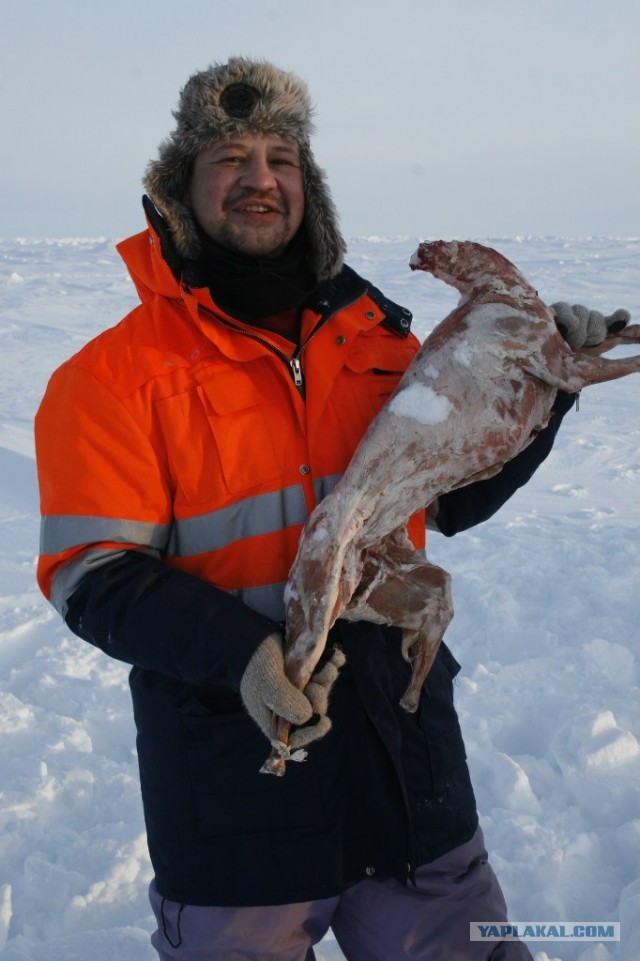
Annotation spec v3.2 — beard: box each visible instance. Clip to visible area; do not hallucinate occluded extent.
[209,189,303,259]
[194,222,316,322]
[212,219,295,258]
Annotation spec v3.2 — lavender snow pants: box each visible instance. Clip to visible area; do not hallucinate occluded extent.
[149,827,532,961]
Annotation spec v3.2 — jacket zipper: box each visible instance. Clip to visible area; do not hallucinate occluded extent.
[285,288,366,391]
[290,356,303,388]
[198,292,365,395]
[197,306,303,389]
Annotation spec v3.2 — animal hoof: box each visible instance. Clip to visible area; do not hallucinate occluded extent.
[260,757,286,777]
[399,689,420,713]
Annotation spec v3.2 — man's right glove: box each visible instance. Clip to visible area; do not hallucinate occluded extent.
[240,633,345,749]
[552,302,630,349]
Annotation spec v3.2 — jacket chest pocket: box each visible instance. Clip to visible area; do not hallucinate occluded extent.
[344,341,414,408]
[157,369,285,505]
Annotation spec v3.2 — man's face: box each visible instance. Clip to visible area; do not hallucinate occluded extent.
[189,134,305,258]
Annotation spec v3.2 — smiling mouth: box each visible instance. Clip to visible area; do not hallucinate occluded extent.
[227,195,285,216]
[241,204,276,213]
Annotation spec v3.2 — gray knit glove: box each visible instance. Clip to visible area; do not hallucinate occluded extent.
[240,634,345,749]
[552,303,630,349]
[288,647,346,749]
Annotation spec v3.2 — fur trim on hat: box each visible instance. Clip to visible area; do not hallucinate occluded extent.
[144,57,346,280]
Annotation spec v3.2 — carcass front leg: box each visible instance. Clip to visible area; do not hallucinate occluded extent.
[582,322,640,355]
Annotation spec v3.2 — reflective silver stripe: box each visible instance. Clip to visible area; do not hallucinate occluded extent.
[314,473,343,503]
[168,485,308,557]
[229,582,287,621]
[40,515,170,555]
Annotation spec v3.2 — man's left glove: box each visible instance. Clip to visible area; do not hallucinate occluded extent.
[289,646,346,749]
[552,302,630,349]
[240,633,345,749]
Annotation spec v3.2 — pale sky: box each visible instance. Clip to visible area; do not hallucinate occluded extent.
[3,0,639,241]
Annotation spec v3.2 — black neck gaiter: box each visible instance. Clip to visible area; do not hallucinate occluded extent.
[195,228,317,323]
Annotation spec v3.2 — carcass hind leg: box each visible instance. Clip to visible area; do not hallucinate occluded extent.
[344,533,454,712]
[397,560,453,712]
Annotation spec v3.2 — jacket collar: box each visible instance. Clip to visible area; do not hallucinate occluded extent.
[307,267,413,337]
[119,198,414,338]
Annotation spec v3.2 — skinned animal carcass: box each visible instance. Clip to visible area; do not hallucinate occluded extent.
[262,240,640,775]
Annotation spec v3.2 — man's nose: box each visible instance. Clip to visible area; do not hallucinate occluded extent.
[239,154,279,191]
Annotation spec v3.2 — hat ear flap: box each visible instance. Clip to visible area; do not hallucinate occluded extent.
[300,146,346,281]
[144,142,202,259]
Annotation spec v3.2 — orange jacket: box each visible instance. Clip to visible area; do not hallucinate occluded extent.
[36,220,425,621]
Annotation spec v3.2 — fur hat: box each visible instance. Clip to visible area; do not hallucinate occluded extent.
[144,57,346,280]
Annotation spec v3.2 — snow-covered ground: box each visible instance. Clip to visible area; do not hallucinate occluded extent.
[0,235,638,961]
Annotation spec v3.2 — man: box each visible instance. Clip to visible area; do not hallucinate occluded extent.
[35,58,627,960]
